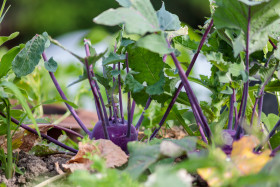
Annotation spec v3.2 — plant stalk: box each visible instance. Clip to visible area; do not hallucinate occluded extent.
[84,58,109,139]
[125,53,132,137]
[84,41,109,126]
[42,52,91,135]
[3,100,12,179]
[150,19,214,140]
[135,97,152,130]
[0,112,78,153]
[118,62,124,123]
[235,7,251,139]
[228,88,235,130]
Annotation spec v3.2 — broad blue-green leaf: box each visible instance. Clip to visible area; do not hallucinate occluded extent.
[0,32,19,47]
[125,142,161,179]
[136,34,172,55]
[125,73,144,93]
[213,0,280,55]
[262,113,280,132]
[116,0,131,7]
[229,62,245,77]
[44,57,58,72]
[94,0,160,35]
[0,44,24,79]
[145,166,192,187]
[156,2,181,31]
[146,72,165,95]
[127,46,165,86]
[102,53,126,65]
[12,33,49,77]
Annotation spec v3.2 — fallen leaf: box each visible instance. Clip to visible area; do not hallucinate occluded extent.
[64,139,128,172]
[197,136,272,186]
[0,124,53,152]
[231,135,271,175]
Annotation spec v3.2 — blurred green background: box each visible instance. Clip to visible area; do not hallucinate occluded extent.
[1,0,210,46]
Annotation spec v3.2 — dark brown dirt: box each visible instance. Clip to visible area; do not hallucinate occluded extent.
[0,151,71,187]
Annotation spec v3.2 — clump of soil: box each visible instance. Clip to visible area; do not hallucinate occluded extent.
[0,151,71,187]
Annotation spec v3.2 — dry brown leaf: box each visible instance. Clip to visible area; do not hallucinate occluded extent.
[231,135,271,175]
[62,163,91,173]
[0,124,53,153]
[64,139,128,172]
[198,136,272,186]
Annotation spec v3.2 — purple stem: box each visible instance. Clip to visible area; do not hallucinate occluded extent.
[251,57,278,126]
[271,145,280,157]
[0,112,77,153]
[125,53,132,137]
[118,62,124,123]
[269,39,278,50]
[256,118,280,153]
[235,7,251,139]
[84,41,109,127]
[164,41,212,140]
[103,67,113,119]
[258,41,278,124]
[150,19,214,140]
[84,57,109,139]
[135,97,152,130]
[233,91,238,129]
[228,88,235,130]
[130,100,136,123]
[42,53,91,135]
[52,125,83,138]
[112,64,118,122]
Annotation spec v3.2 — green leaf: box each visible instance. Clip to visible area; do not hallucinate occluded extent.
[0,32,19,47]
[213,0,280,55]
[0,45,24,79]
[30,145,58,156]
[270,131,280,149]
[217,71,232,83]
[206,52,229,72]
[0,81,40,137]
[95,73,111,90]
[156,2,181,31]
[146,72,165,95]
[173,35,199,50]
[102,53,126,65]
[116,0,131,7]
[125,142,161,179]
[44,57,58,72]
[93,0,160,35]
[43,98,79,109]
[229,62,245,77]
[136,34,172,55]
[127,46,165,86]
[145,166,192,187]
[12,33,49,77]
[125,73,144,93]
